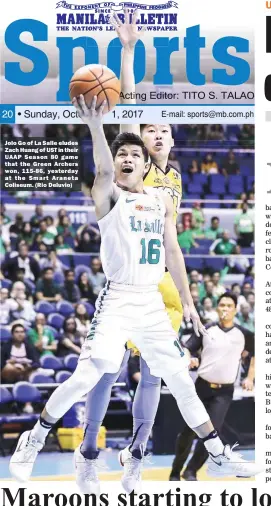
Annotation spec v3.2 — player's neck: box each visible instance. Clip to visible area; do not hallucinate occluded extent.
[119,181,144,194]
[152,157,168,173]
[220,320,234,328]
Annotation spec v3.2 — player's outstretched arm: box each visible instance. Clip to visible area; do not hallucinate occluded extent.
[163,195,207,337]
[73,95,120,219]
[110,9,144,136]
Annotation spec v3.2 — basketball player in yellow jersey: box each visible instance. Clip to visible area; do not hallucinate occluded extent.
[140,124,183,332]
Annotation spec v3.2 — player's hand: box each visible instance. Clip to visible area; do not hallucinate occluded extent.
[72,95,106,128]
[189,357,199,370]
[110,9,146,49]
[242,377,254,391]
[183,303,207,337]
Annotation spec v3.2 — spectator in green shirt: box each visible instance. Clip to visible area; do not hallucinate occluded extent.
[176,223,198,253]
[191,216,205,239]
[212,271,226,298]
[242,282,253,297]
[45,216,58,238]
[57,216,76,238]
[55,235,74,255]
[19,222,35,247]
[247,291,255,317]
[236,302,255,332]
[0,232,10,262]
[210,231,237,255]
[238,124,254,148]
[28,313,57,357]
[30,205,44,230]
[39,220,56,247]
[1,204,12,225]
[199,280,218,306]
[234,203,254,247]
[204,216,224,240]
[191,202,205,233]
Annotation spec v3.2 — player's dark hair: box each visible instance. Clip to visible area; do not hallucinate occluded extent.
[111,133,148,162]
[211,216,219,222]
[11,323,25,334]
[217,292,238,307]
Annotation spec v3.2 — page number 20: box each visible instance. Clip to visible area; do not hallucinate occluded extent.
[1,109,14,119]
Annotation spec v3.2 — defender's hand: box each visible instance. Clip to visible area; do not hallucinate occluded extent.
[110,9,146,49]
[183,303,207,337]
[189,357,199,370]
[242,377,254,391]
[72,95,106,128]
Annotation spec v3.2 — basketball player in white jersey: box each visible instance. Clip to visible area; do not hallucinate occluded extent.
[78,12,184,495]
[10,96,260,490]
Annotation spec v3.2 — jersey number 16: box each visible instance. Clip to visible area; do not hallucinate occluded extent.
[139,239,161,265]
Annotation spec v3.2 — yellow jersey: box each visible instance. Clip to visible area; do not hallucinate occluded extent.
[143,162,182,223]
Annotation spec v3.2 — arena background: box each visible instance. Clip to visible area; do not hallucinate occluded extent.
[0,123,255,481]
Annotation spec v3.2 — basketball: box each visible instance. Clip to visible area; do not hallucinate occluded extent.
[69,64,120,114]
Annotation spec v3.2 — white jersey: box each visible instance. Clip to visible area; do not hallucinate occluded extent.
[98,188,166,286]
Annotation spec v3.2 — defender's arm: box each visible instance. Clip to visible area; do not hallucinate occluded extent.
[111,9,144,136]
[163,195,206,336]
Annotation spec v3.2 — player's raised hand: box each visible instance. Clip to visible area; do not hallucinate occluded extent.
[183,303,207,337]
[110,9,146,49]
[72,95,106,128]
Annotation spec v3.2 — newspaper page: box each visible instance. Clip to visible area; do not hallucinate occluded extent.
[0,0,268,504]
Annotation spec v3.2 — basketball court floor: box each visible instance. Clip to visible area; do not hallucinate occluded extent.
[0,448,255,482]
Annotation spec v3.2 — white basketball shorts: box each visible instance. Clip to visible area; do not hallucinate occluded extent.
[81,281,189,377]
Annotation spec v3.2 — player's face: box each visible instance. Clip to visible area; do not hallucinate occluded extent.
[217,297,236,324]
[114,144,146,189]
[141,124,174,161]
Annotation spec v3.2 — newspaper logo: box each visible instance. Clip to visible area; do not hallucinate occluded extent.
[56,1,178,31]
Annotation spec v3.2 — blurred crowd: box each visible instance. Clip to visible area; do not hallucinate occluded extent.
[177,201,254,253]
[0,123,255,395]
